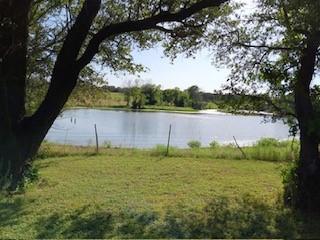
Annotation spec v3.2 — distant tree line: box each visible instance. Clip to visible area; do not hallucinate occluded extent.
[111,83,206,110]
[106,83,272,111]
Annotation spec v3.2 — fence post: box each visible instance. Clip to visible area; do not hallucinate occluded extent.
[166,124,172,156]
[233,136,246,159]
[94,124,99,153]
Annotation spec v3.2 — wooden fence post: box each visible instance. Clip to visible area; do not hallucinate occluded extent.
[94,124,99,153]
[233,136,247,159]
[166,124,172,156]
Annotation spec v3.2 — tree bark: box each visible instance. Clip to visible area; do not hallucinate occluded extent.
[0,0,32,188]
[294,33,320,212]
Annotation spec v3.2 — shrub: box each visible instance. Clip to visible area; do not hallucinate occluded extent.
[103,141,112,148]
[209,140,220,148]
[188,140,201,149]
[281,161,299,207]
[256,138,280,147]
[206,102,218,109]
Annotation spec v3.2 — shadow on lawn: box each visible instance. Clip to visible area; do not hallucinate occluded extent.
[0,197,26,228]
[32,196,304,239]
[35,205,113,239]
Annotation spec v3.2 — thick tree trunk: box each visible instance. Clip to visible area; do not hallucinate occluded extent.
[0,0,101,188]
[0,0,32,188]
[293,34,320,212]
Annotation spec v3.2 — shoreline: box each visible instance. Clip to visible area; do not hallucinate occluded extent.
[63,106,274,116]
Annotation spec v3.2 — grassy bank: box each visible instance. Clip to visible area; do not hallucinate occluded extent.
[1,143,318,238]
[66,90,199,113]
[37,138,299,163]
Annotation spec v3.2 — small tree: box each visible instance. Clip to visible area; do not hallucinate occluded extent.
[141,83,162,105]
[131,87,146,109]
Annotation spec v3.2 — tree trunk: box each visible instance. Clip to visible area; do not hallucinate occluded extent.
[293,34,320,212]
[0,0,32,188]
[0,0,101,188]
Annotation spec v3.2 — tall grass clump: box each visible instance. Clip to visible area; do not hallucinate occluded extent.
[246,138,299,162]
[151,145,178,157]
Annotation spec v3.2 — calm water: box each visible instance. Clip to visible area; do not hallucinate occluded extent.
[45,109,290,148]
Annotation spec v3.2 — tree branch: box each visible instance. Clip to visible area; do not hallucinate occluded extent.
[27,0,101,131]
[76,0,228,70]
[235,42,295,51]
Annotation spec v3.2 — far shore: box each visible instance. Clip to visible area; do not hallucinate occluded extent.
[63,105,274,116]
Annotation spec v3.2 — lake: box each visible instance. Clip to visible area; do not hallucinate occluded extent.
[45,109,290,148]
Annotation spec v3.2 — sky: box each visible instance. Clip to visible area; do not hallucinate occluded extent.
[106,47,230,92]
[103,0,320,92]
[105,0,255,92]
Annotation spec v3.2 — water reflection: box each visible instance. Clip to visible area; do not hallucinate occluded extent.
[46,109,290,148]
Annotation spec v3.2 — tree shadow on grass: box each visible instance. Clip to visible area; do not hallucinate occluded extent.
[0,196,28,228]
[35,205,113,239]
[32,195,304,239]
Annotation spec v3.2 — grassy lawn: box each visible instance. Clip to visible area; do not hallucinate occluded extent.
[0,145,318,238]
[142,105,198,113]
[66,92,127,108]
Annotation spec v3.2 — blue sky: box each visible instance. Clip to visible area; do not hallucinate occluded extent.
[106,47,230,92]
[105,0,250,92]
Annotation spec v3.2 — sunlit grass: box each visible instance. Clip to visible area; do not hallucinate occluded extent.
[0,144,287,238]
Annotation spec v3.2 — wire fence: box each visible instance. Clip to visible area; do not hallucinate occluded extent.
[46,114,288,149]
[47,117,218,149]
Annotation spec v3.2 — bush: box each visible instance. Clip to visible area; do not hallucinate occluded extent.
[256,138,280,147]
[187,140,201,149]
[209,140,220,148]
[281,161,298,207]
[103,141,112,148]
[17,164,39,191]
[206,102,218,109]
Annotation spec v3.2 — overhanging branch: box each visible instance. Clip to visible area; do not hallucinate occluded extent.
[76,0,228,70]
[235,42,296,51]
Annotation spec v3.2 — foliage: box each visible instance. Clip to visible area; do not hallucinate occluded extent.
[187,140,201,148]
[281,160,299,208]
[103,141,112,148]
[141,84,162,105]
[17,163,40,191]
[206,101,218,109]
[209,140,220,148]
[27,78,280,113]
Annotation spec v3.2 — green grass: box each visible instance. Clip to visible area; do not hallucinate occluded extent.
[37,138,299,162]
[0,143,318,238]
[66,88,199,113]
[142,105,198,112]
[66,91,127,108]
